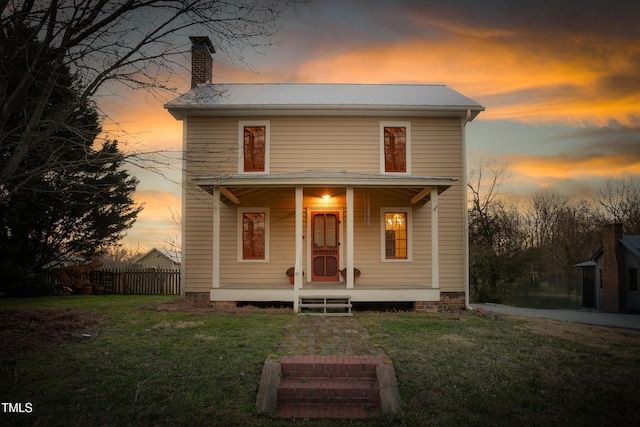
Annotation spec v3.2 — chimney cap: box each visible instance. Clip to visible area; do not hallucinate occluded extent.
[189,36,215,54]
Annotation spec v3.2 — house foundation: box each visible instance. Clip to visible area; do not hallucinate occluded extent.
[212,300,237,309]
[414,292,466,312]
[184,292,211,306]
[439,292,466,310]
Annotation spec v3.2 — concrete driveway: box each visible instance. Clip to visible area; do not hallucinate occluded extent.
[471,303,640,331]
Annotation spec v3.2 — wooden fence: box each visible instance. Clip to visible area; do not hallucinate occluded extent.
[89,269,181,295]
[48,268,181,295]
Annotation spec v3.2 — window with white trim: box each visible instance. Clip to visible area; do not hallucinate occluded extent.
[238,208,269,261]
[380,121,411,174]
[381,208,412,261]
[239,121,270,173]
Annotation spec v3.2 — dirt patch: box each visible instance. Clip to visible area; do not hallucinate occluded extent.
[0,308,102,361]
[277,316,386,356]
[467,306,503,320]
[152,320,205,330]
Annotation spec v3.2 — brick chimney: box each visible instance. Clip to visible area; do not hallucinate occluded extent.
[602,223,624,312]
[189,36,215,89]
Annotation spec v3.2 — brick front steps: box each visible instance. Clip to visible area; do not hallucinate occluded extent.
[256,355,401,420]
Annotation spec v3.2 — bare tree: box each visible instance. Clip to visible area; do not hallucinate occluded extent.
[598,175,640,234]
[161,205,182,256]
[0,0,306,199]
[524,191,569,249]
[467,156,510,250]
[99,243,146,268]
[468,157,529,301]
[523,191,602,294]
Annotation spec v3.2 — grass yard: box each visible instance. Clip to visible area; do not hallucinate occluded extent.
[1,296,640,426]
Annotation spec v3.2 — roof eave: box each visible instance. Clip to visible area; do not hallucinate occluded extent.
[165,104,484,121]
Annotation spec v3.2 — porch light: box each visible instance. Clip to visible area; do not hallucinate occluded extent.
[322,194,331,200]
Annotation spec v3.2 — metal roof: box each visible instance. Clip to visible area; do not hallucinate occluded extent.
[574,261,596,268]
[165,83,484,120]
[621,235,640,258]
[576,235,640,266]
[134,247,181,265]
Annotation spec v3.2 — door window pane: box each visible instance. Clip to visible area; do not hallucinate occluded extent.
[325,214,337,247]
[313,215,324,247]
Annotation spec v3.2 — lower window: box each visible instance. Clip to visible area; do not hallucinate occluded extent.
[239,209,269,261]
[381,208,411,261]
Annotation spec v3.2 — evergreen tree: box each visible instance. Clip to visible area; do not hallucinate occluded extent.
[0,24,141,296]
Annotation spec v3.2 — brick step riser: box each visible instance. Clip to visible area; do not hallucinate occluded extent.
[274,403,380,420]
[278,381,379,404]
[279,397,380,405]
[280,365,378,380]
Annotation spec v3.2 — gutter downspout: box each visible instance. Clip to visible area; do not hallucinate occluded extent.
[462,109,473,310]
[180,118,187,298]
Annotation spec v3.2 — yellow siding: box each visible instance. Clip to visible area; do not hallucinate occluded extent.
[182,115,465,294]
[220,189,296,284]
[271,117,380,173]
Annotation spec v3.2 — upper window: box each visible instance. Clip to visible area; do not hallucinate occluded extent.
[238,208,269,262]
[380,208,412,261]
[239,121,270,173]
[380,122,411,173]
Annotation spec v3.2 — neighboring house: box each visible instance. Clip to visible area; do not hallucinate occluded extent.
[576,223,640,313]
[43,253,87,269]
[132,247,181,270]
[165,36,484,312]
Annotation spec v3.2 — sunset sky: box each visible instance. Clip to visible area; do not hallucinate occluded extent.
[101,0,640,251]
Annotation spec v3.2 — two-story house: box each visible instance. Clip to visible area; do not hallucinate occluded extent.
[165,36,484,313]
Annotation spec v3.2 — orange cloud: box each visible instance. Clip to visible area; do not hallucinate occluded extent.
[99,90,183,153]
[122,189,181,249]
[133,190,181,224]
[505,153,640,183]
[273,32,640,127]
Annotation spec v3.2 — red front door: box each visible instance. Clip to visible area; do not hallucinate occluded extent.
[311,212,340,281]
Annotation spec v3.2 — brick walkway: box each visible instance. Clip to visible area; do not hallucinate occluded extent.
[276,316,386,357]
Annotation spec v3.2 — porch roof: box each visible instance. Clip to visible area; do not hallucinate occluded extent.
[195,170,456,187]
[194,170,456,204]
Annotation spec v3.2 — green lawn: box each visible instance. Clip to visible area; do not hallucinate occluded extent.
[1,296,640,426]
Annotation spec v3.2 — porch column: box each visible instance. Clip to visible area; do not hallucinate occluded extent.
[293,186,303,312]
[346,186,355,289]
[431,187,439,289]
[212,186,221,289]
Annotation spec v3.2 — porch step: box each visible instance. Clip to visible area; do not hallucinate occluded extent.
[274,355,381,420]
[299,296,352,316]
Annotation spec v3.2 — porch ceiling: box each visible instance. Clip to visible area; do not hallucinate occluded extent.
[194,170,456,204]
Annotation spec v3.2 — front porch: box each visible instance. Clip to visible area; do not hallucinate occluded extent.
[192,171,463,313]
